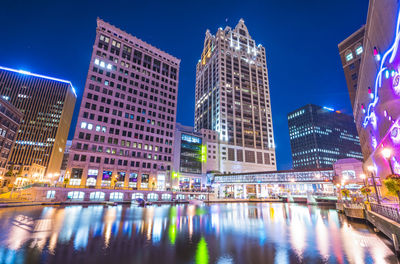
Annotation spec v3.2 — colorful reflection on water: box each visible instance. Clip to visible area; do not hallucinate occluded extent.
[0,203,397,264]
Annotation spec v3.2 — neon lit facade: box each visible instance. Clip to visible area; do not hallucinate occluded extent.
[352,1,400,185]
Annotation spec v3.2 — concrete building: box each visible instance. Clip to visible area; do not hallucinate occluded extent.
[338,26,366,108]
[194,19,276,173]
[67,19,180,190]
[350,0,400,190]
[0,66,76,183]
[288,104,363,170]
[0,97,22,186]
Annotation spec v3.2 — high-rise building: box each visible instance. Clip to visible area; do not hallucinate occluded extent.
[288,104,363,170]
[194,19,276,173]
[338,26,365,108]
[351,0,400,182]
[0,97,22,186]
[67,19,180,190]
[0,66,76,181]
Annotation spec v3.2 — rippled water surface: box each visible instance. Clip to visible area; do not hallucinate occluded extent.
[0,203,397,264]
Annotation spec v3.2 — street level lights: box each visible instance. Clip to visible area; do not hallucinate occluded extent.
[381,148,394,175]
[360,173,370,202]
[368,165,381,204]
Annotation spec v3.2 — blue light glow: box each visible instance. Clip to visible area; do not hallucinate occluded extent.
[323,106,334,111]
[0,65,77,97]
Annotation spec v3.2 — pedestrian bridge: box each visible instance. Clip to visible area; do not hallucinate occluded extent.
[214,169,334,184]
[213,169,336,200]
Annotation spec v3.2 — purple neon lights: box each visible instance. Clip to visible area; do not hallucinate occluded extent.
[363,8,400,128]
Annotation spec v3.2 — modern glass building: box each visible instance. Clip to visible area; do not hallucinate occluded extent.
[194,19,276,173]
[172,123,204,189]
[288,104,363,169]
[0,66,76,181]
[67,18,180,190]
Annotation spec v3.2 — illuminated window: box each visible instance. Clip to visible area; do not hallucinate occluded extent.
[355,45,363,55]
[46,190,55,199]
[87,123,93,130]
[345,51,353,62]
[80,122,87,129]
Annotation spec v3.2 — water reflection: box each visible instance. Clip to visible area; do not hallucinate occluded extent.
[0,203,397,264]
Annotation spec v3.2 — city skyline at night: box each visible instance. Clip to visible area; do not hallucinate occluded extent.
[0,0,368,170]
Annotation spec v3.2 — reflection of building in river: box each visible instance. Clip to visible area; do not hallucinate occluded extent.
[0,204,396,263]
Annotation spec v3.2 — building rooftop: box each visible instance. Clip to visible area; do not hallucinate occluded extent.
[0,65,76,97]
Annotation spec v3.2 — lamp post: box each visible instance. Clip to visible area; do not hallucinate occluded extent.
[381,148,394,175]
[368,165,381,204]
[360,173,369,203]
[336,183,342,202]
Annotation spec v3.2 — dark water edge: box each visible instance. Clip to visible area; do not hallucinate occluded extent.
[0,203,398,264]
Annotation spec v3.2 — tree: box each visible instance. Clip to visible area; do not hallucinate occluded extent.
[4,164,15,188]
[341,188,350,202]
[383,174,400,206]
[63,177,69,188]
[360,186,371,201]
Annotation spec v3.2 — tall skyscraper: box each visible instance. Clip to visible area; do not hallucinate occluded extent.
[288,104,363,170]
[194,19,276,173]
[0,66,76,180]
[67,19,180,190]
[338,26,365,108]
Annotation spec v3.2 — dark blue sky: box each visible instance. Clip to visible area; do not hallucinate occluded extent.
[0,0,368,170]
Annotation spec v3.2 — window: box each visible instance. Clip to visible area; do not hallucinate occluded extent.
[80,122,87,129]
[67,191,85,200]
[147,193,159,201]
[110,192,124,201]
[46,190,55,199]
[355,45,363,55]
[345,51,353,62]
[161,193,172,201]
[86,177,97,186]
[69,179,81,186]
[132,193,144,200]
[176,194,185,200]
[90,191,105,201]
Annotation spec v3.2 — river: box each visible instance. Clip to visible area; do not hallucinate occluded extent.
[0,203,397,263]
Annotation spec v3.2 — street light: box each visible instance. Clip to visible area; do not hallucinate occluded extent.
[360,173,369,202]
[367,165,380,204]
[381,147,394,174]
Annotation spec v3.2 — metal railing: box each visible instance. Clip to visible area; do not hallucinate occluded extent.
[370,203,400,224]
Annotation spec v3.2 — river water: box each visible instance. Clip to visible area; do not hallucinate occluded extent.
[0,203,397,264]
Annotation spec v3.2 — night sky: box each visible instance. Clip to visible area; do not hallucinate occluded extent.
[0,0,368,170]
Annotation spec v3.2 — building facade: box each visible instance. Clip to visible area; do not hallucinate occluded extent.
[194,19,276,173]
[0,66,76,182]
[0,97,22,186]
[351,0,400,187]
[338,26,365,108]
[172,123,205,189]
[67,19,180,190]
[288,104,363,170]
